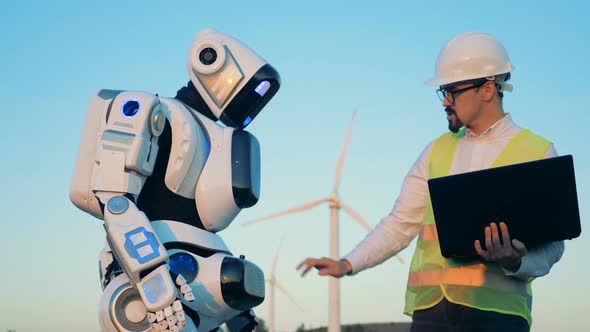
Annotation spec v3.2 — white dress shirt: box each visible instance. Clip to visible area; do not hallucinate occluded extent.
[344,114,564,280]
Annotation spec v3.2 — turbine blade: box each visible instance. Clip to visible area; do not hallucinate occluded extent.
[275,280,304,312]
[271,236,284,275]
[332,111,356,193]
[340,203,373,232]
[242,198,329,226]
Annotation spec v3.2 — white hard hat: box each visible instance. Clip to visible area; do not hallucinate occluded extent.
[425,32,514,87]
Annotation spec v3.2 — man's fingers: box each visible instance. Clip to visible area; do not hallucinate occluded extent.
[296,258,313,271]
[299,264,313,277]
[297,258,317,277]
[484,226,493,253]
[512,239,528,256]
[296,260,307,271]
[499,222,511,247]
[490,223,502,249]
[474,240,488,259]
[297,257,337,277]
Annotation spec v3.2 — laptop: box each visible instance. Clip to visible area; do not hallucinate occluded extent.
[428,155,581,259]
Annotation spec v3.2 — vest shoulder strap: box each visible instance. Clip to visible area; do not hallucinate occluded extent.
[428,128,464,179]
[491,129,552,167]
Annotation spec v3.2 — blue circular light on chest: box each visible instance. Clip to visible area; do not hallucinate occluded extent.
[169,252,199,283]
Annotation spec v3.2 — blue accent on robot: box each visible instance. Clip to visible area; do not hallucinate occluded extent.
[124,227,161,264]
[169,252,199,283]
[141,272,168,304]
[122,100,140,117]
[254,80,270,97]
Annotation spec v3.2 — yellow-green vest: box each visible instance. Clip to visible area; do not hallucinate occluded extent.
[404,128,552,327]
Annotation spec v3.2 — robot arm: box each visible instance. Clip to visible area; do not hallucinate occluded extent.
[103,195,198,332]
[102,196,197,331]
[103,196,187,308]
[71,90,196,330]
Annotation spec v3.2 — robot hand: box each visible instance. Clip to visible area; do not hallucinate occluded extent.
[99,256,199,331]
[137,266,194,332]
[151,270,204,331]
[146,298,190,331]
[145,273,199,332]
[146,299,185,332]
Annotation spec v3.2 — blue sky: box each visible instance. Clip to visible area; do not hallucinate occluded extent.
[1,1,589,331]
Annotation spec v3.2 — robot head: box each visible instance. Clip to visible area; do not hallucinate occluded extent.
[187,28,281,129]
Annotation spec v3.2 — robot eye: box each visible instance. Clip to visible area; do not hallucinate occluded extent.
[199,47,217,65]
[191,40,226,75]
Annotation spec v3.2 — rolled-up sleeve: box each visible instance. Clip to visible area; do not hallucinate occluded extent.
[344,142,433,275]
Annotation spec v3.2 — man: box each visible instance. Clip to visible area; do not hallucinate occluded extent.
[297,32,564,331]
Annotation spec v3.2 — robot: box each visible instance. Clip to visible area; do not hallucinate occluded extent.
[70,28,281,332]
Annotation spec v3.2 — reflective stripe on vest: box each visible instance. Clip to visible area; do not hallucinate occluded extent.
[407,265,528,295]
[418,223,438,241]
[404,128,551,327]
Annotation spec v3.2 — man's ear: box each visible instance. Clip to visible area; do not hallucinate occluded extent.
[481,81,496,102]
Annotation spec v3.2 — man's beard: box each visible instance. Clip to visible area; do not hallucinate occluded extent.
[445,107,464,133]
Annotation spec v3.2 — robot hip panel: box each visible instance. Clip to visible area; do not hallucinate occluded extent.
[166,249,265,331]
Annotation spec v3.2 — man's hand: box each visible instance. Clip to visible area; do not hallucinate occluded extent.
[474,222,527,272]
[296,257,352,278]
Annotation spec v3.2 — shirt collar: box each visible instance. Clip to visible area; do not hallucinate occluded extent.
[465,113,514,139]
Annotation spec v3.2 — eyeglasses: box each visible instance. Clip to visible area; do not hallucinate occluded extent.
[436,81,488,104]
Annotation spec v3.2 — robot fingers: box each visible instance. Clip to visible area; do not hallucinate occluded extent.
[148,300,188,332]
[175,274,196,302]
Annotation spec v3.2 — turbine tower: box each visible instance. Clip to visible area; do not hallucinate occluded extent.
[244,112,404,332]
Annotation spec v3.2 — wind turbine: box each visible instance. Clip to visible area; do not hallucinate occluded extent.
[266,237,303,332]
[243,112,404,332]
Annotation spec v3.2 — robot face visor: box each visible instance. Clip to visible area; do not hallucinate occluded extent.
[220,64,281,129]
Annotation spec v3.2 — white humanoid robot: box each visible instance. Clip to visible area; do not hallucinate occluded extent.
[70,28,281,332]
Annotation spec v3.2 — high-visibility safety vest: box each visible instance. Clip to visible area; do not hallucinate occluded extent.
[404,128,551,327]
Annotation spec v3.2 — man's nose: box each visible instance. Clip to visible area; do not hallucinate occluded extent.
[442,97,452,107]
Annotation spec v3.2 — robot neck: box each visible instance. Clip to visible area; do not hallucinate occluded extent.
[175,80,217,121]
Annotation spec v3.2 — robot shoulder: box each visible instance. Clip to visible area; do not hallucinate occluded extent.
[70,89,165,218]
[157,97,210,199]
